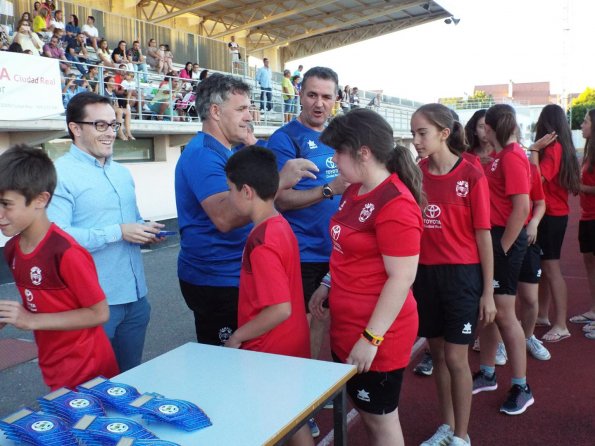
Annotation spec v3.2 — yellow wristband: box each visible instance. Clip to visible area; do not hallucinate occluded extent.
[362,328,384,346]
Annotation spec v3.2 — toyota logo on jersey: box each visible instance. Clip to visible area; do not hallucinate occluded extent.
[424,204,441,219]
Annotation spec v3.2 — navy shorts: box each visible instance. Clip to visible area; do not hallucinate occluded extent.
[518,243,542,284]
[537,215,568,260]
[413,264,482,345]
[579,220,595,254]
[301,262,329,311]
[332,352,404,415]
[492,226,528,295]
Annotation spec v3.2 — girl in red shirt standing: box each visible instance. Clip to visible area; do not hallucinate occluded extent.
[576,109,595,338]
[473,104,534,416]
[310,108,422,446]
[529,104,580,342]
[464,109,494,169]
[411,104,495,446]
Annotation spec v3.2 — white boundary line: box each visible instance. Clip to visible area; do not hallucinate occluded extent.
[316,337,427,446]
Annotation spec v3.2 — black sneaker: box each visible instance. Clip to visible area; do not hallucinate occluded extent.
[472,370,497,394]
[500,384,534,415]
[413,351,433,376]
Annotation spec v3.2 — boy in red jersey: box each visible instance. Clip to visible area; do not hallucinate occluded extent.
[0,145,119,391]
[224,146,313,446]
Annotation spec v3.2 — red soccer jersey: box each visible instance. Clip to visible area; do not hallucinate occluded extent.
[539,141,569,216]
[462,152,482,170]
[3,224,119,390]
[529,163,545,203]
[419,157,491,265]
[238,215,310,358]
[580,163,595,221]
[486,142,531,227]
[329,173,421,371]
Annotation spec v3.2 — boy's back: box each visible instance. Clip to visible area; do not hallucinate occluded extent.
[4,223,118,389]
[239,215,310,358]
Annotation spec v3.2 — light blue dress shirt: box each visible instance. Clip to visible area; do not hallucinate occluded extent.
[48,144,148,305]
[256,66,272,89]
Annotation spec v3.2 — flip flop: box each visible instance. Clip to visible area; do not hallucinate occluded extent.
[569,313,595,324]
[535,318,552,327]
[585,331,595,340]
[582,323,595,333]
[541,331,571,343]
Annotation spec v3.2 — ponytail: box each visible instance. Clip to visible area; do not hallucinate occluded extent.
[485,104,517,148]
[387,145,424,206]
[447,121,468,155]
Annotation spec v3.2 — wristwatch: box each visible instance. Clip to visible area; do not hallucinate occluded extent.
[322,183,334,200]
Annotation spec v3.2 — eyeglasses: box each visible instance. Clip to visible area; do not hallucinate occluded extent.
[74,121,122,132]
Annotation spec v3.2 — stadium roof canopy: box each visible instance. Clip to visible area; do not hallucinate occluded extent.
[137,0,453,62]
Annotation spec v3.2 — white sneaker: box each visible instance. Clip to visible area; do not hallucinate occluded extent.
[450,435,471,446]
[526,335,551,360]
[420,424,453,446]
[495,342,507,366]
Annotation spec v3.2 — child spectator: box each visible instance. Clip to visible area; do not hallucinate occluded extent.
[224,146,313,446]
[0,145,119,390]
[62,74,90,107]
[103,75,135,140]
[158,44,174,75]
[83,65,100,93]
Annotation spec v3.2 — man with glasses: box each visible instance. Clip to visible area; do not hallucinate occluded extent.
[48,92,163,372]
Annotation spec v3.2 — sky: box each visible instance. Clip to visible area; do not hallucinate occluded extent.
[283,0,590,104]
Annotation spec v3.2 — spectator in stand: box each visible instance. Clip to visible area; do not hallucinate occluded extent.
[12,19,43,55]
[127,40,148,83]
[81,16,99,51]
[249,100,261,124]
[340,85,351,113]
[191,63,201,81]
[112,41,132,71]
[62,74,91,107]
[33,7,51,42]
[256,58,272,112]
[293,65,304,80]
[64,14,79,47]
[120,71,150,116]
[145,38,161,71]
[97,39,115,68]
[103,75,134,140]
[84,65,100,93]
[350,87,360,108]
[158,44,174,75]
[21,12,32,22]
[180,62,193,80]
[49,9,65,34]
[281,69,295,123]
[7,42,23,52]
[149,75,175,120]
[199,69,209,81]
[228,35,240,71]
[65,32,89,75]
[39,1,54,28]
[32,2,41,19]
[43,34,69,73]
[112,64,129,108]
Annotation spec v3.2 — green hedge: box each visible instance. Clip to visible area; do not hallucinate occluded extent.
[569,103,595,130]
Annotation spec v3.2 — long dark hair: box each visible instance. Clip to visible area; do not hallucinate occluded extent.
[412,103,467,155]
[320,108,423,205]
[583,109,595,173]
[485,104,518,148]
[535,104,580,194]
[465,109,487,152]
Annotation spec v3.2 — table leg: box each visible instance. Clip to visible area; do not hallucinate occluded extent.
[333,387,348,446]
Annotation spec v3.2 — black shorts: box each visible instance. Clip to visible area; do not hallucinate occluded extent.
[301,262,329,311]
[413,264,482,345]
[332,352,404,415]
[179,280,238,345]
[579,220,595,254]
[537,215,568,260]
[518,243,542,284]
[492,226,527,295]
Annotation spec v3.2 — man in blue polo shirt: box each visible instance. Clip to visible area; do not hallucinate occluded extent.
[175,74,317,346]
[268,66,347,363]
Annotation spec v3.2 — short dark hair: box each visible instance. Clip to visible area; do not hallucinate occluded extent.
[66,92,111,139]
[194,73,250,121]
[301,66,338,93]
[87,15,95,22]
[225,146,279,200]
[0,145,57,205]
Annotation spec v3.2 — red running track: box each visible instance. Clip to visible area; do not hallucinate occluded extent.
[313,194,595,446]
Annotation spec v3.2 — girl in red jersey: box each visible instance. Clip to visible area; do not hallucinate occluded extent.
[576,109,595,338]
[310,108,422,446]
[411,104,495,446]
[472,104,535,416]
[464,109,494,169]
[529,104,580,342]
